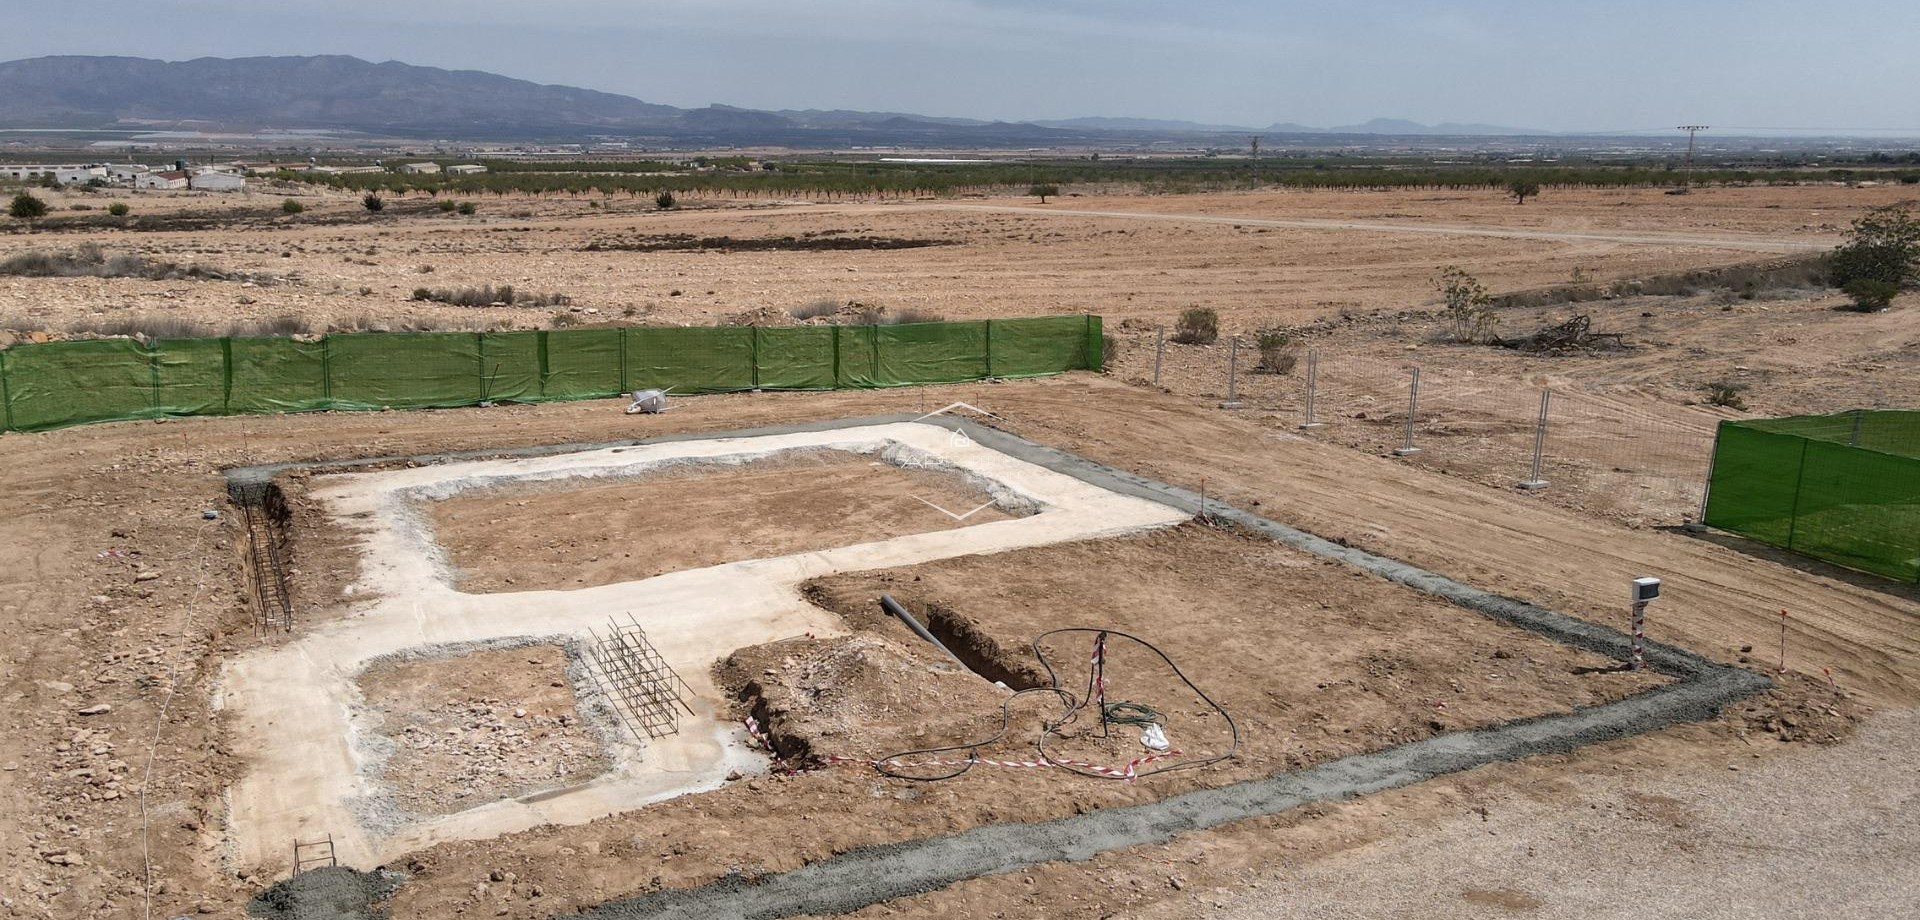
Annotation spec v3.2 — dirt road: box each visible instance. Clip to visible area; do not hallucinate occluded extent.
[1152,709,1920,920]
[918,202,1834,252]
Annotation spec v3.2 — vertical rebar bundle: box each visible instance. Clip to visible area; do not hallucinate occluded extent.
[588,616,695,741]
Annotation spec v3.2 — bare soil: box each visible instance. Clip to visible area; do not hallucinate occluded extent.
[425,450,1019,592]
[355,644,610,820]
[2,184,1904,340]
[0,181,1910,919]
[793,524,1666,776]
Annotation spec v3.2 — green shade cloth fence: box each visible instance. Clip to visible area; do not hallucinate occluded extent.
[0,315,1102,434]
[1703,410,1920,582]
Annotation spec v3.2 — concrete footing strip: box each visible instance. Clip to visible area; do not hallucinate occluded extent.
[224,412,1771,919]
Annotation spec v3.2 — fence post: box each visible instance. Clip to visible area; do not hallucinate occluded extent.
[1688,426,1721,531]
[147,340,161,417]
[220,336,234,416]
[984,319,994,380]
[1153,326,1164,385]
[618,327,631,395]
[536,330,551,399]
[320,334,334,408]
[1783,438,1811,552]
[0,348,13,432]
[1299,348,1324,429]
[1395,365,1422,456]
[1220,336,1242,408]
[751,325,763,391]
[831,324,842,388]
[1519,388,1552,489]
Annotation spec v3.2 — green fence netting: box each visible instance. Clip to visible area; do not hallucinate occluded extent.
[0,315,1102,435]
[1704,411,1920,582]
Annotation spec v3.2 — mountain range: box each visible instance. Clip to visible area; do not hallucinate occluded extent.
[0,55,1548,144]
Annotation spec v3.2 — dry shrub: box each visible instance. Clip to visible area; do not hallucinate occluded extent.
[1170,307,1218,344]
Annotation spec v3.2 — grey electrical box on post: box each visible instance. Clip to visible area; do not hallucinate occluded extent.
[1631,577,1661,604]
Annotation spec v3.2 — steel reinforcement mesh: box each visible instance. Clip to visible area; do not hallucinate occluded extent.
[0,315,1102,433]
[1703,410,1920,582]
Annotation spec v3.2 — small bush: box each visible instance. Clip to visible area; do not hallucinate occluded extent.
[1101,333,1118,368]
[9,192,48,220]
[1842,278,1899,312]
[75,315,209,340]
[0,245,271,283]
[437,199,457,212]
[411,285,571,308]
[361,193,384,212]
[655,190,676,210]
[1170,307,1218,345]
[549,311,581,327]
[456,201,476,215]
[1255,328,1299,373]
[1828,205,1918,289]
[107,202,130,217]
[1029,183,1060,203]
[1705,380,1748,410]
[227,314,311,337]
[789,299,840,320]
[281,199,305,215]
[889,307,944,325]
[1436,265,1498,343]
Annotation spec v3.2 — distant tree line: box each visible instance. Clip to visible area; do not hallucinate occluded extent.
[275,158,1920,201]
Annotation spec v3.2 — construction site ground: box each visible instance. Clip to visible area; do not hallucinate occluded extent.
[0,184,1915,919]
[0,374,1904,919]
[426,449,1020,593]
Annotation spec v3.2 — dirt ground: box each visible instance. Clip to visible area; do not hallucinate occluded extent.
[426,449,1020,593]
[2,184,1908,341]
[0,182,1913,920]
[793,524,1666,774]
[0,376,1891,920]
[354,644,611,821]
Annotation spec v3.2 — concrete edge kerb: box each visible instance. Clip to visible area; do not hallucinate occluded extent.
[222,413,1770,920]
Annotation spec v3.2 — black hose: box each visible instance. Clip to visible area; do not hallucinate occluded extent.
[869,627,1239,782]
[879,594,965,667]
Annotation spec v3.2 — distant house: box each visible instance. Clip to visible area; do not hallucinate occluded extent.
[398,162,441,175]
[105,164,150,182]
[307,165,385,176]
[0,164,106,185]
[189,171,246,191]
[445,164,487,175]
[136,170,190,190]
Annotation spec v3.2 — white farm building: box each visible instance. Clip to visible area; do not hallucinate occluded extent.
[188,171,246,191]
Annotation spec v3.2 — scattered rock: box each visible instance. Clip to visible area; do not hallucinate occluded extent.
[77,704,112,716]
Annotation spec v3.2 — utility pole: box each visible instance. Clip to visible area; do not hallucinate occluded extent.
[1677,125,1709,190]
[1249,135,1261,188]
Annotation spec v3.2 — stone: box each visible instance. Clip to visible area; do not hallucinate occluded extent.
[77,704,112,716]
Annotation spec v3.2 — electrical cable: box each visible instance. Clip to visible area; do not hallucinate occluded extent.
[869,627,1239,782]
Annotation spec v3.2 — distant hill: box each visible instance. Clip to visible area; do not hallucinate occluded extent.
[0,55,684,134]
[0,54,1554,144]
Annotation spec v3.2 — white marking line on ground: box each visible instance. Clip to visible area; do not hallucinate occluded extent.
[218,422,1189,871]
[911,203,1830,253]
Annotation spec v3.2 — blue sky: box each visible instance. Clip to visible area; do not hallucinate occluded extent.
[5,0,1917,132]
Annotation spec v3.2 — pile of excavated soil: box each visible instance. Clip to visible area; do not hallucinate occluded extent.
[355,644,610,819]
[423,449,1021,592]
[719,633,1012,761]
